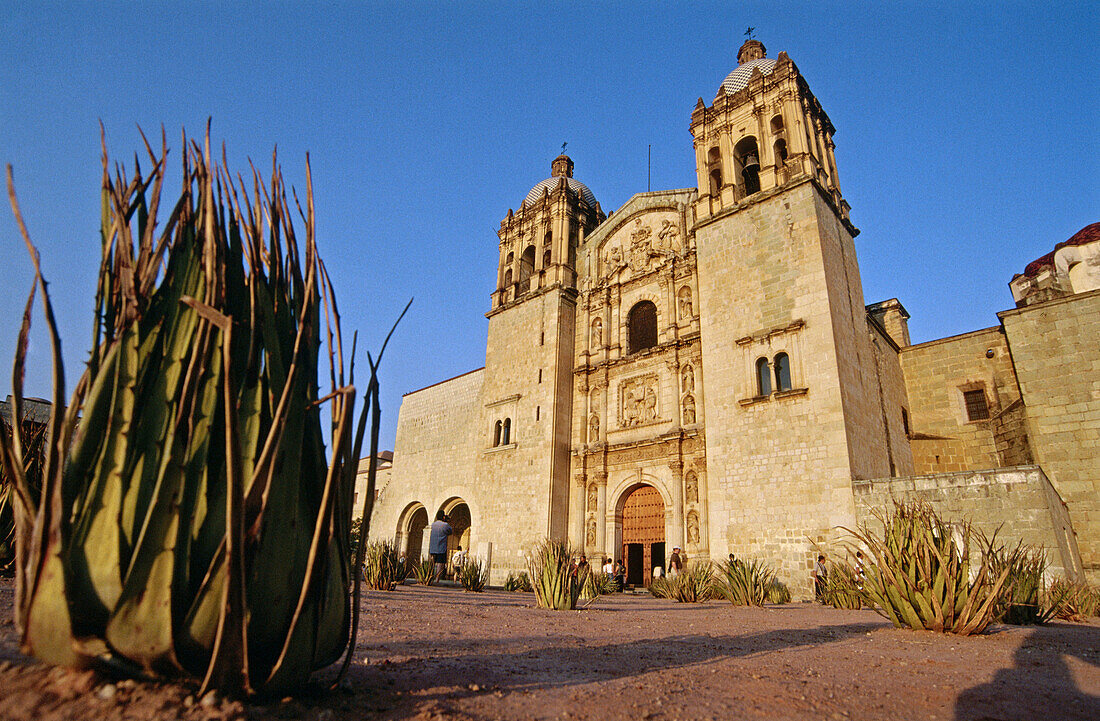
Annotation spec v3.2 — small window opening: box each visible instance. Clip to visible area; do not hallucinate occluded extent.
[774,138,788,168]
[901,408,910,436]
[774,353,792,392]
[503,268,512,288]
[518,245,536,293]
[707,147,722,197]
[542,249,552,269]
[963,389,990,421]
[540,331,544,346]
[536,406,540,421]
[770,115,785,134]
[627,301,658,353]
[501,418,511,445]
[538,368,542,383]
[493,420,502,447]
[756,357,771,396]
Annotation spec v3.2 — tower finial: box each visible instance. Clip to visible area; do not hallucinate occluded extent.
[562,141,568,155]
[744,26,755,40]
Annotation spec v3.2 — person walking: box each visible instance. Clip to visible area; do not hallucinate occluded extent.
[813,553,828,602]
[451,545,467,579]
[428,510,452,583]
[669,547,684,578]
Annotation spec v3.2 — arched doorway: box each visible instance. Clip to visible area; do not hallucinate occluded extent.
[398,504,429,567]
[621,485,665,586]
[440,498,471,558]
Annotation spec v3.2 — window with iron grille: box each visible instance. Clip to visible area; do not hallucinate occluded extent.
[963,389,990,421]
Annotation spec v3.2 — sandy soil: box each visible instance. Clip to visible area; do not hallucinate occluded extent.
[1,578,1098,721]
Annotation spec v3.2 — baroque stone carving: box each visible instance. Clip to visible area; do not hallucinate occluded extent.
[681,364,695,392]
[588,413,600,442]
[591,317,603,347]
[620,374,659,427]
[678,286,693,319]
[587,483,598,511]
[682,394,696,425]
[685,470,698,505]
[687,510,700,544]
[586,518,597,547]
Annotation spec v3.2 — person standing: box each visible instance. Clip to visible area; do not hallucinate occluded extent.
[451,545,467,579]
[428,510,452,582]
[669,547,683,578]
[813,554,828,602]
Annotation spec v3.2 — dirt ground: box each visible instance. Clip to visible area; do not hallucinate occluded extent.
[1,578,1097,721]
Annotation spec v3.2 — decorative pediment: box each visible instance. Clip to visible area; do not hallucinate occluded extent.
[599,212,683,282]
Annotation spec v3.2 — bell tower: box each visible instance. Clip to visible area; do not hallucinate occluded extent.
[690,38,907,590]
[690,39,851,228]
[474,156,605,553]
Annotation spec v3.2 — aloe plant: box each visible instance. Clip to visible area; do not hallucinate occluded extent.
[458,557,489,592]
[503,570,532,592]
[362,540,405,591]
[412,558,436,586]
[765,577,792,604]
[662,563,715,603]
[822,562,863,610]
[1048,579,1100,621]
[715,556,776,606]
[847,503,1010,635]
[580,570,616,600]
[527,540,585,610]
[1,129,406,696]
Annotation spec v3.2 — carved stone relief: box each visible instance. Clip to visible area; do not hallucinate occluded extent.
[686,510,700,545]
[685,470,698,505]
[599,212,682,281]
[682,394,696,425]
[677,286,693,319]
[681,364,695,393]
[587,483,598,512]
[591,317,603,347]
[586,518,597,547]
[588,413,600,443]
[620,374,659,427]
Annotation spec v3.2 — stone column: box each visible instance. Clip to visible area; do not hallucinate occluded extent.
[595,473,608,559]
[569,474,586,548]
[668,461,685,553]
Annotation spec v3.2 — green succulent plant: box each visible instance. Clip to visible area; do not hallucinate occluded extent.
[0,130,405,696]
[527,539,585,610]
[715,556,776,607]
[458,557,489,592]
[362,540,406,591]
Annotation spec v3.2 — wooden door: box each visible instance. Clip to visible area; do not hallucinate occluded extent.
[621,485,665,586]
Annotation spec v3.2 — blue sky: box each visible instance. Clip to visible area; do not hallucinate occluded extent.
[2,2,1098,451]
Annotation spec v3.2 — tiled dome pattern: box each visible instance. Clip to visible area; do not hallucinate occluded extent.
[719,57,778,95]
[524,176,597,208]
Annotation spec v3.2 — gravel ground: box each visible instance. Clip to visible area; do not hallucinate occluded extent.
[1,578,1098,720]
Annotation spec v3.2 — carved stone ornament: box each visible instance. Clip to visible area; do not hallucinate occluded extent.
[681,364,695,392]
[587,483,598,512]
[677,286,693,319]
[685,470,698,505]
[682,394,696,425]
[586,518,597,547]
[620,374,659,427]
[588,413,600,443]
[591,317,603,347]
[687,510,700,544]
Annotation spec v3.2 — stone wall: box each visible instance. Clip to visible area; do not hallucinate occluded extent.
[1000,288,1100,582]
[852,467,1083,579]
[899,326,1022,473]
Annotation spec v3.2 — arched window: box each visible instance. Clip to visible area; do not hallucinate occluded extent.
[770,114,785,134]
[542,248,552,269]
[708,147,722,197]
[493,420,502,447]
[774,138,788,168]
[735,136,761,196]
[628,301,658,353]
[501,418,511,445]
[756,357,771,396]
[774,352,792,392]
[503,268,512,288]
[518,246,535,292]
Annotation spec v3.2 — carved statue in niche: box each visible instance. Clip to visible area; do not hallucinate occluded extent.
[603,244,625,279]
[686,510,700,544]
[643,386,657,422]
[678,286,693,319]
[589,412,599,442]
[685,470,698,505]
[591,317,603,348]
[682,394,696,425]
[587,483,598,512]
[657,219,681,255]
[681,364,695,392]
[586,518,597,547]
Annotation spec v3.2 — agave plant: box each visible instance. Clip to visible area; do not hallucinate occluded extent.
[527,540,585,610]
[822,562,863,610]
[715,556,776,607]
[0,130,406,696]
[580,570,616,600]
[412,558,436,586]
[0,414,46,573]
[459,557,489,592]
[765,577,792,604]
[648,576,673,599]
[847,503,1010,635]
[1048,579,1100,621]
[664,562,714,603]
[362,540,405,591]
[503,570,532,592]
[985,539,1057,625]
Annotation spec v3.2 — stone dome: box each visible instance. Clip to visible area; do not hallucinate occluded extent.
[719,38,778,95]
[523,155,597,208]
[720,56,778,95]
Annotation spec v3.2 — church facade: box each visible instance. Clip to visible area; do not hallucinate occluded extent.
[363,39,1097,595]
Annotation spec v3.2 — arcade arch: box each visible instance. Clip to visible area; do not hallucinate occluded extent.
[396,502,429,565]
